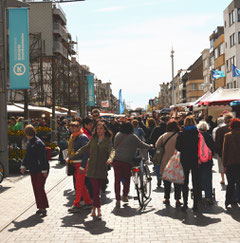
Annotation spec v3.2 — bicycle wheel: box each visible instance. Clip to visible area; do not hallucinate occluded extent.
[142,165,152,200]
[0,162,4,183]
[135,172,144,207]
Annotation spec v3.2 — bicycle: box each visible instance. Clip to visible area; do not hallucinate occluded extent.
[131,151,152,210]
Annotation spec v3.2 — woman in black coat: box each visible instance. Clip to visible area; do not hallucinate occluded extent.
[176,116,200,212]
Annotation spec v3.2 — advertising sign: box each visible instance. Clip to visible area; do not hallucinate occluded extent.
[86,74,95,106]
[9,8,30,89]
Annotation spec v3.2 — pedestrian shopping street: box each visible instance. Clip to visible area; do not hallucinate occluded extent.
[0,158,240,243]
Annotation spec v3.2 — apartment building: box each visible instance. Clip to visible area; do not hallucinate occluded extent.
[202,48,211,92]
[186,56,204,102]
[224,0,240,88]
[209,27,225,91]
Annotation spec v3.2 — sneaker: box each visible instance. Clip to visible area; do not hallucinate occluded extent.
[68,205,81,213]
[175,200,183,208]
[163,199,170,205]
[205,198,214,206]
[116,200,121,208]
[36,209,47,216]
[122,196,129,202]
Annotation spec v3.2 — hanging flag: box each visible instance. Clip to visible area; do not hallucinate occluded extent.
[119,89,124,114]
[9,8,30,89]
[86,74,95,106]
[232,64,240,77]
[212,70,225,79]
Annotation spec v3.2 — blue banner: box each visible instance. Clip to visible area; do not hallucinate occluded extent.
[212,69,225,79]
[119,89,124,114]
[232,64,240,77]
[86,74,95,106]
[9,8,29,89]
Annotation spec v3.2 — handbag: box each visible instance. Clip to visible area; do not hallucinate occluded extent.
[162,151,184,184]
[152,132,177,166]
[67,163,75,176]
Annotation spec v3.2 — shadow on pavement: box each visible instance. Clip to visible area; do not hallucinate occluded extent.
[155,206,221,227]
[63,189,74,207]
[8,215,44,232]
[101,193,113,206]
[111,204,141,217]
[0,186,11,194]
[82,220,113,235]
[61,210,89,229]
[51,163,65,170]
[225,205,240,222]
[153,187,164,193]
[61,213,113,235]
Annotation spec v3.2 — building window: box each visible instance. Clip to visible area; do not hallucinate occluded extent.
[238,8,240,22]
[199,83,204,90]
[234,80,237,88]
[214,48,218,59]
[219,43,224,55]
[226,60,230,73]
[227,83,230,89]
[192,84,196,90]
[230,33,236,47]
[229,10,235,26]
[238,32,240,44]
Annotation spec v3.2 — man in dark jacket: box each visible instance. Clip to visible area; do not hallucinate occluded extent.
[20,125,49,216]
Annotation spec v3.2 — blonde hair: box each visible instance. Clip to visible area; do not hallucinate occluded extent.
[24,124,36,137]
[184,115,196,127]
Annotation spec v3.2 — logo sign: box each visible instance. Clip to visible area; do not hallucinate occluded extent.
[9,8,29,89]
[86,74,95,106]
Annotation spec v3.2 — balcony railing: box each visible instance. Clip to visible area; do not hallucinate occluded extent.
[53,23,68,42]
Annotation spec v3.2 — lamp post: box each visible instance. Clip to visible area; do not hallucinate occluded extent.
[170,48,175,106]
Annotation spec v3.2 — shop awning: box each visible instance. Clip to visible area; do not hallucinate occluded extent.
[198,88,240,106]
[7,104,24,113]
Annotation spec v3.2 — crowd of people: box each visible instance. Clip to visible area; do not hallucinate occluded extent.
[20,108,240,219]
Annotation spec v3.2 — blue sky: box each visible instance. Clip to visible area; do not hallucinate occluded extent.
[61,0,231,110]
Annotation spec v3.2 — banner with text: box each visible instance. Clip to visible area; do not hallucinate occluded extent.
[9,8,30,89]
[86,74,95,106]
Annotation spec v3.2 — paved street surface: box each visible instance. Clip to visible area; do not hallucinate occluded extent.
[0,158,240,243]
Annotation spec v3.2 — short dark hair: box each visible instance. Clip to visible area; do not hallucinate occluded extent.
[229,118,240,130]
[82,117,93,126]
[24,125,36,137]
[166,119,180,132]
[70,121,80,128]
[120,122,133,134]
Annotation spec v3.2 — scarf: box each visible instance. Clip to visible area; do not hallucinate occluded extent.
[184,125,197,131]
[68,130,83,159]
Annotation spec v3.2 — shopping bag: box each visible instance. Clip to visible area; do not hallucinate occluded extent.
[152,146,165,165]
[162,151,184,184]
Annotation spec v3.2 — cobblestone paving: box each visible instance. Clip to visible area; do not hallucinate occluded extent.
[0,159,240,243]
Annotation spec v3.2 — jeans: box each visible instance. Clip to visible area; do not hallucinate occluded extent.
[200,164,213,199]
[182,166,200,207]
[90,178,103,208]
[113,161,132,201]
[225,165,240,204]
[163,180,181,200]
[30,172,49,209]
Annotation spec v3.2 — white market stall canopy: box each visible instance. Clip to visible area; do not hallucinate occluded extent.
[7,104,24,113]
[198,88,240,106]
[12,103,66,115]
[55,106,77,115]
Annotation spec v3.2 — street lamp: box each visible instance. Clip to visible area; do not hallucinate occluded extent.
[170,47,175,106]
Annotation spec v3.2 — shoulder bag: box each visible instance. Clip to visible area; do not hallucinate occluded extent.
[152,132,177,166]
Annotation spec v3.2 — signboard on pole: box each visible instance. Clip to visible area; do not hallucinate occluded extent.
[86,74,95,106]
[9,8,29,89]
